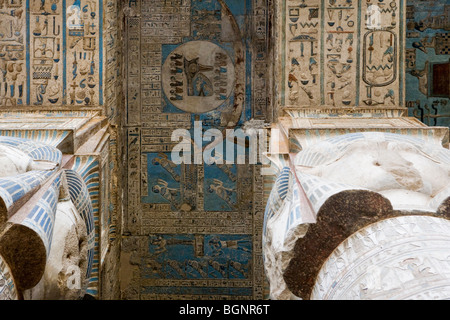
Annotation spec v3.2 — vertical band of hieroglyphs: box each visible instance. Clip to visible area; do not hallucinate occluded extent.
[0,0,103,107]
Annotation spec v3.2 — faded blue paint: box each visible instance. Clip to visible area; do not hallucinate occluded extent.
[145,234,252,281]
[142,153,182,207]
[204,163,237,212]
[405,0,450,128]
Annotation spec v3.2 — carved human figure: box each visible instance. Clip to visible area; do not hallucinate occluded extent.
[208,179,235,207]
[152,179,180,206]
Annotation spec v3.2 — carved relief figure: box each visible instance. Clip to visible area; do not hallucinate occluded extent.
[408,61,429,96]
[161,41,235,114]
[208,179,236,208]
[152,179,180,208]
[152,153,181,183]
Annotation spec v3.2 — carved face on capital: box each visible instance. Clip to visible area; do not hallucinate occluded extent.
[0,144,58,178]
[295,134,450,210]
[301,140,450,196]
[26,200,88,300]
[46,200,88,300]
[0,144,34,177]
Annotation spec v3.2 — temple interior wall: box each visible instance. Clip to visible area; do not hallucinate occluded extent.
[0,0,447,300]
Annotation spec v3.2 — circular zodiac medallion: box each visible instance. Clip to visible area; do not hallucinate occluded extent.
[162,41,235,114]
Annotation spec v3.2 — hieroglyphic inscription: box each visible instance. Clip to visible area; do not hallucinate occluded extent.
[124,0,271,299]
[104,0,121,121]
[360,0,402,107]
[285,0,321,107]
[0,0,104,108]
[280,0,404,108]
[66,0,102,106]
[126,15,140,125]
[127,127,141,234]
[324,0,357,107]
[29,0,63,106]
[0,1,28,107]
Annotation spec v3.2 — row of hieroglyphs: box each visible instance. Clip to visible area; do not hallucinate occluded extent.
[0,0,103,107]
[104,0,121,121]
[283,0,403,108]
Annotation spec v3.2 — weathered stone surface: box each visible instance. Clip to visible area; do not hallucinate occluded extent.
[25,200,88,300]
[264,132,450,300]
[312,216,450,300]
